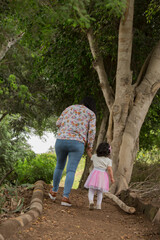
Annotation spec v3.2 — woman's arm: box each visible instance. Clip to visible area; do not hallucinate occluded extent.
[87,115,96,149]
[56,107,69,127]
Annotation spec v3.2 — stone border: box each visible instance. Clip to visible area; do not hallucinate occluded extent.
[120,190,160,225]
[0,180,45,240]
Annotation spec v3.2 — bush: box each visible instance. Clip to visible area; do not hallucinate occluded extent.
[0,115,36,182]
[136,147,160,164]
[131,147,160,183]
[15,153,57,184]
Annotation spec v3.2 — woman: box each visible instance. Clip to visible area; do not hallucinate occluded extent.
[49,96,96,206]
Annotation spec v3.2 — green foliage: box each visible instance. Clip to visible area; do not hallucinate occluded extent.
[65,0,93,29]
[0,74,32,107]
[105,0,127,18]
[73,157,85,189]
[0,189,6,213]
[131,147,160,182]
[145,0,160,23]
[132,1,160,80]
[0,183,34,213]
[0,0,21,46]
[136,147,160,164]
[0,0,160,150]
[55,0,127,29]
[0,115,35,181]
[0,184,20,213]
[0,0,60,131]
[139,93,160,150]
[15,153,57,184]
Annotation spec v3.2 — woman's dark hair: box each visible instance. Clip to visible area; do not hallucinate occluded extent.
[80,96,96,115]
[96,142,110,157]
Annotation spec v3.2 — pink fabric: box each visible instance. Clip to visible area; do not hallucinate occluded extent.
[84,169,109,192]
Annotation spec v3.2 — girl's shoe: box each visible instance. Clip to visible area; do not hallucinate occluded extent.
[89,202,94,210]
[96,205,101,210]
[61,197,72,207]
[49,189,57,201]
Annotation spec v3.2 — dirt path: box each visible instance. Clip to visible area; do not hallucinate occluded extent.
[9,185,159,240]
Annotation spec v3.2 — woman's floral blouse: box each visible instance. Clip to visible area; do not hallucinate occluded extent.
[56,105,96,148]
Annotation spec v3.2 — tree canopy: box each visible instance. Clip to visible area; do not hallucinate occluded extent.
[0,0,160,187]
[3,1,160,134]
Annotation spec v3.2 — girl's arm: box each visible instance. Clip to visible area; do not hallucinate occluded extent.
[107,166,115,183]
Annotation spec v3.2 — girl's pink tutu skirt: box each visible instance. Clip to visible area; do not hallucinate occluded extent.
[84,168,109,192]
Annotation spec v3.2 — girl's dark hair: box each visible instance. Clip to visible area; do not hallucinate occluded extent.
[80,96,96,115]
[96,142,110,157]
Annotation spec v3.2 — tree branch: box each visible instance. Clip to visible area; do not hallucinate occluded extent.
[0,112,8,122]
[0,169,13,186]
[105,192,136,214]
[106,109,113,144]
[87,29,114,111]
[0,32,24,61]
[134,51,153,88]
[116,0,134,90]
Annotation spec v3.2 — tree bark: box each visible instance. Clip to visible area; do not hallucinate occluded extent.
[78,155,92,189]
[111,0,135,176]
[106,109,113,144]
[105,192,136,214]
[87,29,114,112]
[110,40,160,194]
[96,109,109,147]
[82,0,160,197]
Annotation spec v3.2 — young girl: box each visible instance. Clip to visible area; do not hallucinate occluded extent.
[84,142,115,210]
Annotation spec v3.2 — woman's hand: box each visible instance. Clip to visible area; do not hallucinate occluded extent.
[86,147,92,158]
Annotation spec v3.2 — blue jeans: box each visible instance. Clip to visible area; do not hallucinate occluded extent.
[53,139,84,198]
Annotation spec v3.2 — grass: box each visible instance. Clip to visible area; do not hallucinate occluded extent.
[59,156,86,189]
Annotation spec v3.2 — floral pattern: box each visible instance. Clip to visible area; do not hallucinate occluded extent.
[56,104,96,148]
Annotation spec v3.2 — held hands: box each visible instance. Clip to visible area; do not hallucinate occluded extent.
[86,147,92,158]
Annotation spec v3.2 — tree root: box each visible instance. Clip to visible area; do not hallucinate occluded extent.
[104,192,136,214]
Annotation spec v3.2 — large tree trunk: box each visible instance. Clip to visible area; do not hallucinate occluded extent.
[111,0,135,178]
[86,0,135,194]
[110,40,160,194]
[80,0,160,197]
[78,0,160,213]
